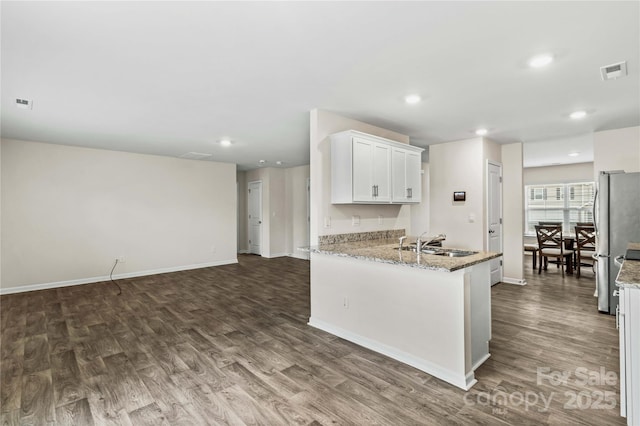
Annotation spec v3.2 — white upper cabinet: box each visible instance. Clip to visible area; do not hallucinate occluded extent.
[331,130,423,204]
[392,148,422,203]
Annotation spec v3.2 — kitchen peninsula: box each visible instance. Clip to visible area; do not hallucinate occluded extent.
[308,230,502,390]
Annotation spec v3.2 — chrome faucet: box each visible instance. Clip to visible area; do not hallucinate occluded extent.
[415,231,429,251]
[398,236,408,251]
[416,232,446,251]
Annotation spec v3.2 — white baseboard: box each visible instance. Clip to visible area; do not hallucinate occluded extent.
[289,252,310,261]
[308,317,476,391]
[472,353,491,371]
[0,258,238,295]
[502,277,527,285]
[264,252,290,259]
[238,249,249,254]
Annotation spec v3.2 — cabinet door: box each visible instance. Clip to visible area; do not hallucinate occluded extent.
[352,137,374,202]
[372,142,391,202]
[405,151,422,203]
[392,148,408,202]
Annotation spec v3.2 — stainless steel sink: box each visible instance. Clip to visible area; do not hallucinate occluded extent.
[395,246,478,257]
[438,250,477,257]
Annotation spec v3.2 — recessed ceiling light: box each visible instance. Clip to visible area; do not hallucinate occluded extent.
[570,110,587,119]
[568,152,580,157]
[276,161,283,166]
[259,160,266,165]
[475,128,488,136]
[528,54,553,68]
[404,94,421,104]
[219,139,232,147]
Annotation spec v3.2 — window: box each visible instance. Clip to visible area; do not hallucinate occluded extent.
[525,182,595,235]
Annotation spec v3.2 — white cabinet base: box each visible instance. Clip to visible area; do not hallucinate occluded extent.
[309,252,491,390]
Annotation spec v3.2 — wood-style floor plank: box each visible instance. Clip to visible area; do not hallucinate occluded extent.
[0,254,625,425]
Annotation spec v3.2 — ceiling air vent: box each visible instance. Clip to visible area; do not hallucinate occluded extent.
[600,61,627,80]
[179,152,212,160]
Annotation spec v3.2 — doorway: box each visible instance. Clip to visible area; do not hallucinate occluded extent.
[248,181,263,256]
[487,161,503,285]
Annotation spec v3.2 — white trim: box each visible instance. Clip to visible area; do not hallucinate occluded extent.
[472,353,492,372]
[264,252,290,258]
[289,252,310,261]
[0,259,238,295]
[308,317,477,391]
[486,160,504,284]
[248,180,263,256]
[502,277,527,285]
[238,249,250,254]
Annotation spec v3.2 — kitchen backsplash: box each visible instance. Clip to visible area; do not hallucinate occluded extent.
[318,229,406,245]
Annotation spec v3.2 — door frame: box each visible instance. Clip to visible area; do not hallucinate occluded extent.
[248,180,263,256]
[486,160,503,284]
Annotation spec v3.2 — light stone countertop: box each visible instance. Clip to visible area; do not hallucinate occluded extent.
[309,238,502,272]
[616,242,640,289]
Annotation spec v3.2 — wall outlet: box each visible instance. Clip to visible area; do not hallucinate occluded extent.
[343,296,349,309]
[378,215,383,225]
[352,215,360,226]
[116,256,126,263]
[324,216,331,228]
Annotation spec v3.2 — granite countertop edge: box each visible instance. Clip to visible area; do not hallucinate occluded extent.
[308,239,502,272]
[616,242,640,289]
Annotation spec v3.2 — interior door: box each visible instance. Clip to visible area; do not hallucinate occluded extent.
[248,181,262,255]
[487,162,503,285]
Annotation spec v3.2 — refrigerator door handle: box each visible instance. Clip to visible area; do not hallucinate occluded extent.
[614,255,625,268]
[593,187,598,234]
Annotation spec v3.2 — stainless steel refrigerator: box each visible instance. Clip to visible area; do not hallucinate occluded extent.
[595,171,640,314]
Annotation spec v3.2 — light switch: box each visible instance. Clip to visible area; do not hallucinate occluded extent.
[352,215,360,226]
[469,213,476,223]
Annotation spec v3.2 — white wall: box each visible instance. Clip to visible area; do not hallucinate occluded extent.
[410,163,430,237]
[269,168,287,257]
[286,165,311,259]
[593,126,640,177]
[524,162,594,185]
[309,109,412,244]
[1,139,237,293]
[236,171,248,252]
[502,143,525,284]
[429,137,501,251]
[241,165,310,258]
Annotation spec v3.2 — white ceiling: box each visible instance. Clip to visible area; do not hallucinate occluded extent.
[2,2,638,171]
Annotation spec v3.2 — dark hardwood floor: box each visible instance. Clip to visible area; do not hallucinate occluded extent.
[1,254,624,425]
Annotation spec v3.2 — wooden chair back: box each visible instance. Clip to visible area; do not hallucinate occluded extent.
[535,225,563,252]
[575,226,596,252]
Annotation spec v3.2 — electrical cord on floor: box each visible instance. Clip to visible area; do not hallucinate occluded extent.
[110,259,122,296]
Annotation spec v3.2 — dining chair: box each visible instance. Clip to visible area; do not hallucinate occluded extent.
[574,225,596,278]
[576,222,594,227]
[535,225,574,277]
